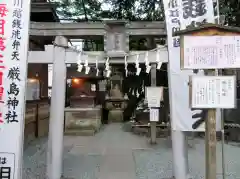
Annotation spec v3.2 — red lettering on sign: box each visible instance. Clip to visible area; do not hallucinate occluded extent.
[0,4,6,121]
[0,86,4,104]
[0,19,5,36]
[0,37,5,51]
[0,86,4,94]
[0,71,3,85]
[0,113,3,123]
[0,71,3,103]
[0,4,8,18]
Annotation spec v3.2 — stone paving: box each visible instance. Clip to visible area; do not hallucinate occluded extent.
[23,123,240,179]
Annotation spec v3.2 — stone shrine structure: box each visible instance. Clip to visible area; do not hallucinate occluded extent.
[106,71,128,122]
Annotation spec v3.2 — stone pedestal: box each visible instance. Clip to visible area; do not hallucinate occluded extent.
[108,109,123,122]
[64,106,102,136]
[105,98,128,122]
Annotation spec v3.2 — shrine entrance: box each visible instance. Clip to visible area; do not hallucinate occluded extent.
[28,20,170,179]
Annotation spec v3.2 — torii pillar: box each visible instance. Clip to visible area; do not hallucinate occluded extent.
[47,36,67,179]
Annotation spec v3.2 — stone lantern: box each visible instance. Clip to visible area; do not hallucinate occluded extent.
[105,71,128,122]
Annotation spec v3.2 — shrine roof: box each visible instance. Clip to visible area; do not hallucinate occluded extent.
[173,24,240,36]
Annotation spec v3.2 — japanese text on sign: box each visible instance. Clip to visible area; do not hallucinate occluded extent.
[181,0,210,28]
[146,87,163,108]
[0,4,8,125]
[167,0,213,48]
[150,109,159,122]
[0,0,31,178]
[191,76,236,109]
[182,36,240,69]
[167,0,180,48]
[4,5,23,124]
[0,153,15,179]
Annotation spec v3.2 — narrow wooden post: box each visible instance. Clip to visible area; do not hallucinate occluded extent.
[35,102,39,138]
[150,64,157,144]
[205,70,217,179]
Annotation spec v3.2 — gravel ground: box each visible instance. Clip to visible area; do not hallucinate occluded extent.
[23,124,240,179]
[133,138,240,179]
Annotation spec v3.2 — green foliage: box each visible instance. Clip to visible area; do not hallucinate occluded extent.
[52,0,165,21]
[51,0,102,20]
[53,0,240,28]
[219,0,240,26]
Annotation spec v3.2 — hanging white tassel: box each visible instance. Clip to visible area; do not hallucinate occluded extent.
[77,52,83,72]
[124,55,128,77]
[135,54,139,69]
[136,67,141,76]
[105,57,110,71]
[77,51,82,65]
[157,62,162,70]
[146,65,151,73]
[145,51,151,73]
[84,55,90,74]
[145,51,149,67]
[96,69,100,76]
[135,53,141,75]
[77,64,83,72]
[85,66,90,74]
[141,85,144,93]
[95,56,99,76]
[105,57,111,78]
[106,70,111,78]
[84,56,88,67]
[156,47,162,70]
[136,90,139,97]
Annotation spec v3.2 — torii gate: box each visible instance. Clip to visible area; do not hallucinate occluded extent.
[27,19,191,179]
[27,20,170,179]
[0,13,187,178]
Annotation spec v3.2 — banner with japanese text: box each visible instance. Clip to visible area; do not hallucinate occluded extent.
[163,0,221,131]
[0,0,31,178]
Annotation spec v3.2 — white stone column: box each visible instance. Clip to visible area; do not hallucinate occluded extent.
[47,36,67,179]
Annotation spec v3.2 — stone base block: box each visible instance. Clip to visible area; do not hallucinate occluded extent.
[64,107,102,136]
[108,110,123,122]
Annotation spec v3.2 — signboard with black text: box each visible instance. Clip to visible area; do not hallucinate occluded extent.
[0,0,31,178]
[182,36,240,69]
[163,0,222,131]
[191,76,236,109]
